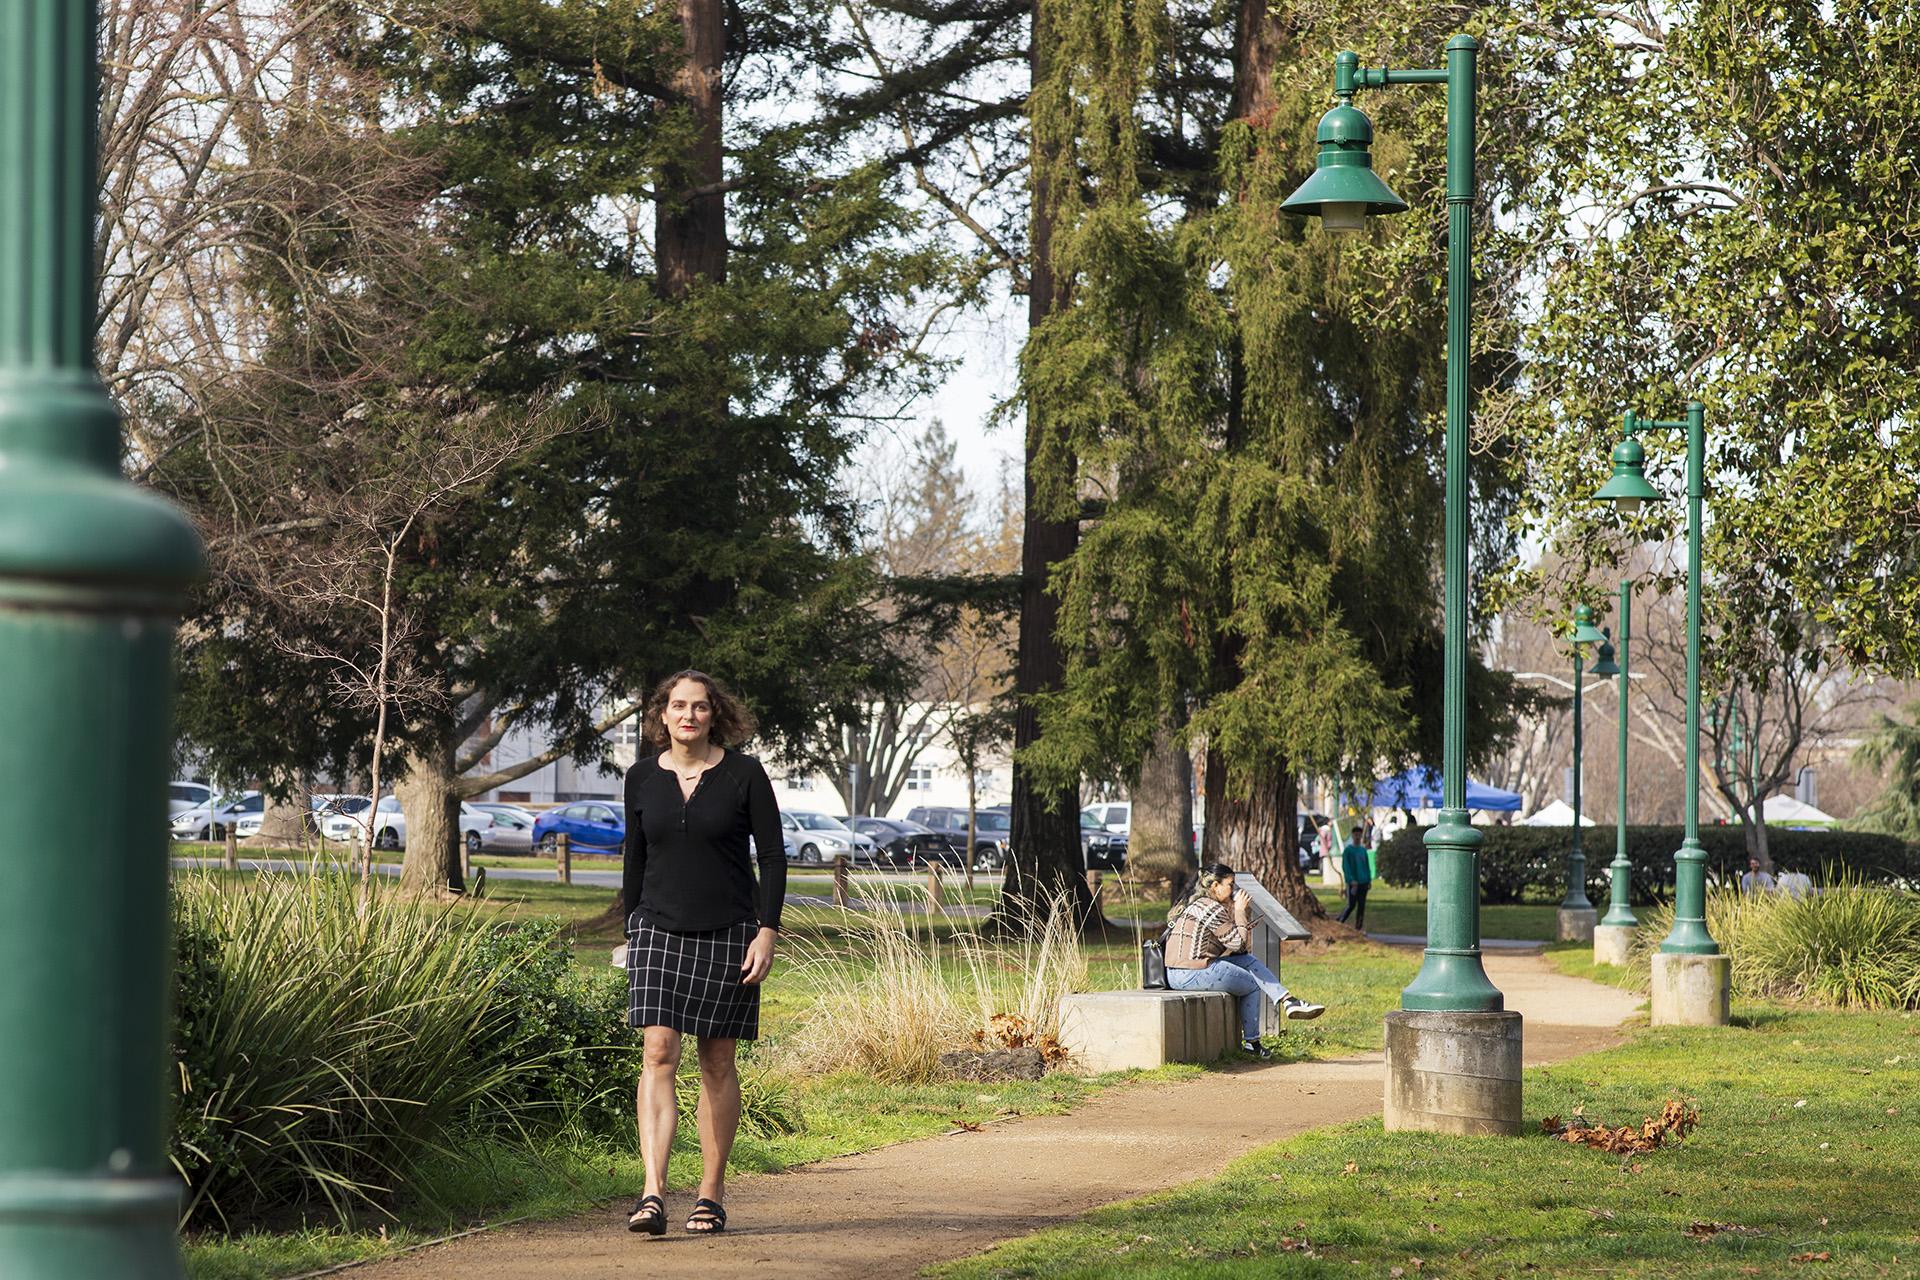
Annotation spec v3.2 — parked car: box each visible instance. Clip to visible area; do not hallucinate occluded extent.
[331,794,494,851]
[234,810,265,840]
[470,802,538,854]
[906,805,1010,870]
[168,781,213,818]
[1079,809,1129,871]
[1296,811,1332,871]
[841,815,952,868]
[531,801,624,855]
[316,796,373,844]
[783,811,873,865]
[170,790,262,842]
[1080,801,1131,834]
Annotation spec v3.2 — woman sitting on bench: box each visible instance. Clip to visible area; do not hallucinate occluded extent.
[1164,863,1325,1057]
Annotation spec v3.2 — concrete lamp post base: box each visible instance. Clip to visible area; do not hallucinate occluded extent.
[1556,906,1598,944]
[1650,952,1731,1026]
[1592,923,1635,968]
[1383,1010,1524,1137]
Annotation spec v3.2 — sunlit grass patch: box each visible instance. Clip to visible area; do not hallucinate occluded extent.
[936,1005,1920,1279]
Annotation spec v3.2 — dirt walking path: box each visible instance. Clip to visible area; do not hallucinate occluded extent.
[345,952,1643,1280]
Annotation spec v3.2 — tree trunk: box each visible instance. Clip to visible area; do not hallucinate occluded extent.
[1228,0,1291,120]
[397,740,464,894]
[1130,715,1194,887]
[656,0,726,297]
[1202,748,1325,924]
[256,792,308,846]
[999,0,1093,933]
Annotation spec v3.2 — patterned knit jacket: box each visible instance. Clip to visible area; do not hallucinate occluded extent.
[1163,896,1250,969]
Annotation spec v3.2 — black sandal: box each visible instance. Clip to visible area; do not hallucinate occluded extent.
[685,1197,727,1234]
[627,1193,666,1235]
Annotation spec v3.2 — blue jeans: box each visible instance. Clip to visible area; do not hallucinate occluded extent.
[1165,953,1293,1040]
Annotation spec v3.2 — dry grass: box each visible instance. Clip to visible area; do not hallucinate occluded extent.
[1630,873,1920,1008]
[767,885,1088,1083]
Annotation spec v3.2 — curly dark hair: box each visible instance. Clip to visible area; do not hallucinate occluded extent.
[640,669,759,752]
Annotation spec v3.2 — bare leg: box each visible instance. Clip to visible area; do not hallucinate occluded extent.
[692,1035,741,1220]
[637,1026,681,1199]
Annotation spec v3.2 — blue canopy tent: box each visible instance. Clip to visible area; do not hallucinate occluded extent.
[1352,767,1522,813]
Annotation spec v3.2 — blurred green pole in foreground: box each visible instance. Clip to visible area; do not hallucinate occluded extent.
[0,3,204,1274]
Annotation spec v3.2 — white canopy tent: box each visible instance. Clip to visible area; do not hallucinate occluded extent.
[1761,794,1837,825]
[1520,799,1596,827]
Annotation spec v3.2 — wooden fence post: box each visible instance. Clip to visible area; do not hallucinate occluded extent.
[556,832,572,885]
[1086,869,1103,914]
[832,855,849,908]
[223,824,238,873]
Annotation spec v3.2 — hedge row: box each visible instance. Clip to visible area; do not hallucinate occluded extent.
[1375,824,1920,906]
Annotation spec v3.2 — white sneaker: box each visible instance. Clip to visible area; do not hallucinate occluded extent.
[1282,997,1325,1021]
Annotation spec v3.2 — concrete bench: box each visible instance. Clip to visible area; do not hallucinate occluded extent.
[1057,989,1235,1073]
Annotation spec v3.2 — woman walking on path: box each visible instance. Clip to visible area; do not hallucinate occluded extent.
[621,670,785,1237]
[1164,864,1325,1057]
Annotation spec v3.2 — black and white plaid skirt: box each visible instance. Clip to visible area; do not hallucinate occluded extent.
[626,914,762,1040]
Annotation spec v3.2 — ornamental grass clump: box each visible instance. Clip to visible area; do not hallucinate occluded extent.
[1629,872,1920,1009]
[170,871,637,1227]
[769,884,1087,1083]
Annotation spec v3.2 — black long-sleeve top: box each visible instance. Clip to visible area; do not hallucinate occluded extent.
[621,750,786,933]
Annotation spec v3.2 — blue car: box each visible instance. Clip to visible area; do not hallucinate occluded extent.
[531,800,625,855]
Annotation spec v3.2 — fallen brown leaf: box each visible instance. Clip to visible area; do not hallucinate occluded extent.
[1542,1098,1699,1154]
[1791,1251,1831,1263]
[951,1119,983,1132]
[1342,1160,1358,1176]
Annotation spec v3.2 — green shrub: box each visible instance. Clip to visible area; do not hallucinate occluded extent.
[1375,824,1920,904]
[673,1071,806,1139]
[170,873,632,1226]
[1630,877,1920,1009]
[462,921,638,1134]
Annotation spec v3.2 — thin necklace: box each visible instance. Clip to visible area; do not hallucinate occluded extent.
[677,747,712,781]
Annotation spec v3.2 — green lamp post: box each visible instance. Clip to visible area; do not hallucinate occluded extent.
[1592,581,1639,967]
[1594,401,1729,1024]
[0,4,204,1275]
[1558,605,1604,941]
[1287,36,1525,1135]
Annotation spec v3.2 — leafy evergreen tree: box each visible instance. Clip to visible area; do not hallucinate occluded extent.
[1850,702,1920,842]
[155,2,956,888]
[1018,0,1533,920]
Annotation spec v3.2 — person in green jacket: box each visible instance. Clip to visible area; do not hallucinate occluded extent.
[1336,827,1373,930]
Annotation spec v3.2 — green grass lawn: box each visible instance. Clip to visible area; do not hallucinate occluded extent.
[1315,883,1562,941]
[1544,941,1647,992]
[937,1003,1920,1279]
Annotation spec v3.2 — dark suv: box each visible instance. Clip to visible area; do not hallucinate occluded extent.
[905,805,1010,870]
[1078,809,1129,871]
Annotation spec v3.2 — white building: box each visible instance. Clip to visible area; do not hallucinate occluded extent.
[469,711,639,806]
[770,715,1013,820]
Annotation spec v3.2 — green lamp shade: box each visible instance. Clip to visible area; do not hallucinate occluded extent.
[1282,102,1408,232]
[1594,437,1660,514]
[1590,631,1620,677]
[1570,603,1606,646]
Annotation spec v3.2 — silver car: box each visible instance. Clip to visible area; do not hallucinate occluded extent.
[170,790,261,842]
[783,811,874,865]
[470,802,537,854]
[320,795,492,851]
